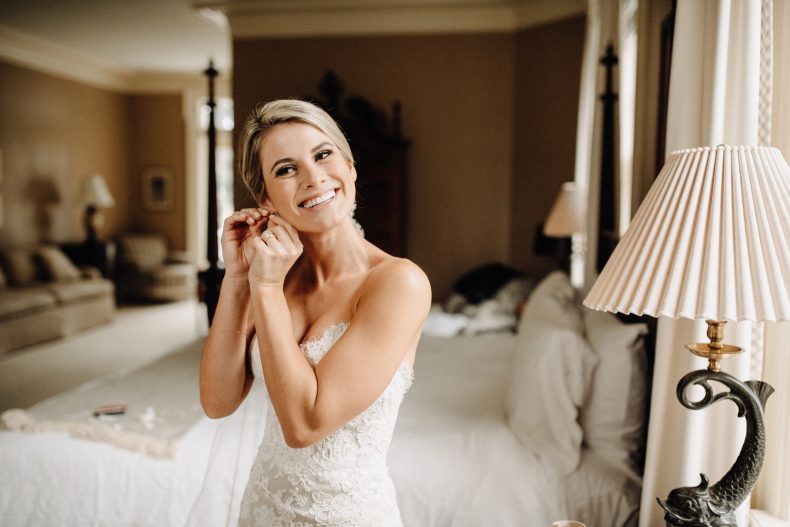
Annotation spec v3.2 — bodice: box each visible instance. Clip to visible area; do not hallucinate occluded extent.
[239,322,413,526]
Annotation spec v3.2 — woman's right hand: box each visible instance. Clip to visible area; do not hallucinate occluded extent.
[220,208,270,279]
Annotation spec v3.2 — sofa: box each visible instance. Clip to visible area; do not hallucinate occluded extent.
[0,245,116,354]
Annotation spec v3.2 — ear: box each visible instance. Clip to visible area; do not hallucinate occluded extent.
[349,161,357,183]
[259,195,276,213]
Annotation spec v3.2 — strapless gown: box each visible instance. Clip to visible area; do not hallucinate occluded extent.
[238,322,413,526]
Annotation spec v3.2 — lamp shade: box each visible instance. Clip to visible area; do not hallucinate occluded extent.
[584,145,790,323]
[544,182,587,237]
[78,174,115,208]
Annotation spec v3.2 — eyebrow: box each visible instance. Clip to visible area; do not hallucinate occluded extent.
[269,142,334,174]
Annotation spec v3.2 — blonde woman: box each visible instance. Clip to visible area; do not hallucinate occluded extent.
[198,99,430,526]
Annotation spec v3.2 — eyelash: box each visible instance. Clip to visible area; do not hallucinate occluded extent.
[274,150,333,177]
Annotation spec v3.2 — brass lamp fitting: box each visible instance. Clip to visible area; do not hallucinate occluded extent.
[685,320,743,372]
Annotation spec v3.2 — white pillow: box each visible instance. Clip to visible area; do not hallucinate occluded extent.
[581,308,649,477]
[519,271,583,334]
[506,317,598,475]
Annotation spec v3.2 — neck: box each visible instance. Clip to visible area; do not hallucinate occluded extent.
[299,220,369,286]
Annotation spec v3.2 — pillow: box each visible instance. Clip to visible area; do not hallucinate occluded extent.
[506,317,598,475]
[0,248,39,285]
[519,271,583,335]
[581,308,649,477]
[37,246,81,281]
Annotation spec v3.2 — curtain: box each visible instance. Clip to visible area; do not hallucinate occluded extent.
[751,0,790,520]
[639,1,764,526]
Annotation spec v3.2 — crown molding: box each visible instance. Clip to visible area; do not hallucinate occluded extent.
[197,0,586,39]
[0,24,232,95]
[0,24,133,91]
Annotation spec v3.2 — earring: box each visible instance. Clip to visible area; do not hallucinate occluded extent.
[350,202,365,238]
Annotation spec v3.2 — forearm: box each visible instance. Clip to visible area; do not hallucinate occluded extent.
[250,284,319,444]
[199,276,253,418]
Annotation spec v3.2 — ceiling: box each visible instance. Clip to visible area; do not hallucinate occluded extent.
[0,0,585,91]
[0,0,231,76]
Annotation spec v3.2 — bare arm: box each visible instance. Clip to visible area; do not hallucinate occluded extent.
[198,207,268,418]
[250,255,431,448]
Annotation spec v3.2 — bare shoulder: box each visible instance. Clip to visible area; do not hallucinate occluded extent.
[359,257,431,310]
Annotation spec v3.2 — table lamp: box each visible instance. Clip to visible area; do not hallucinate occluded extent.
[584,145,790,526]
[544,181,586,288]
[78,173,115,243]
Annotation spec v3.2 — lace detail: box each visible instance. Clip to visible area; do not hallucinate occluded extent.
[241,323,413,526]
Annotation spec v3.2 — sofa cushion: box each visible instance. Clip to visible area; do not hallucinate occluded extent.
[0,248,41,286]
[43,279,114,303]
[0,288,57,319]
[38,246,81,281]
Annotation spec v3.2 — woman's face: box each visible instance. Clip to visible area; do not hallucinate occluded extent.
[258,121,356,234]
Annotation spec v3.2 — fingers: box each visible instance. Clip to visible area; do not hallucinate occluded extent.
[224,208,270,229]
[262,215,302,253]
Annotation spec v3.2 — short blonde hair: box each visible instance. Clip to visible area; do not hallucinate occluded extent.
[238,99,354,202]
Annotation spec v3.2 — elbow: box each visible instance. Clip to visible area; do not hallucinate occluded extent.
[200,397,236,419]
[282,428,318,449]
[281,419,323,448]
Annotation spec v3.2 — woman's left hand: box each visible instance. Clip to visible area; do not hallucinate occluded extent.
[248,214,303,287]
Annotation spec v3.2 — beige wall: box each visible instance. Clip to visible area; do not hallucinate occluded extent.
[128,95,187,250]
[233,21,583,298]
[0,60,187,251]
[0,60,133,246]
[511,16,586,277]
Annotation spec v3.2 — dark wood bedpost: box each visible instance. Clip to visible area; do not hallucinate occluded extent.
[597,42,619,272]
[202,60,221,325]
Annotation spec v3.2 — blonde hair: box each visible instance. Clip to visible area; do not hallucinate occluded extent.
[238,99,354,202]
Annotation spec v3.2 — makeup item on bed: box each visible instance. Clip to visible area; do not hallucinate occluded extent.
[585,145,790,527]
[93,404,127,417]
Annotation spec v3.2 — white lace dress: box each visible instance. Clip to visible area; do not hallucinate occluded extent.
[238,322,413,526]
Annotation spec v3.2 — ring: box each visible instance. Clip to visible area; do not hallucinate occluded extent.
[263,231,274,239]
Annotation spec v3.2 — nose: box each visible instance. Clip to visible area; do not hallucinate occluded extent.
[301,162,327,189]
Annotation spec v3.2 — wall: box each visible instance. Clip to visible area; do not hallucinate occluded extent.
[511,16,586,277]
[0,60,188,251]
[128,94,187,250]
[233,33,515,299]
[0,60,132,246]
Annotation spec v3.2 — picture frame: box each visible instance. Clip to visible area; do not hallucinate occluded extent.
[142,166,173,212]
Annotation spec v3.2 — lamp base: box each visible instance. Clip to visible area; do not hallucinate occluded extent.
[658,369,773,527]
[83,205,104,243]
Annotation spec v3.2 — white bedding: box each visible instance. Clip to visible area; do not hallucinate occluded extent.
[0,333,640,526]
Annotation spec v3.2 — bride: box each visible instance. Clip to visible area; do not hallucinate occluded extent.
[197,99,431,526]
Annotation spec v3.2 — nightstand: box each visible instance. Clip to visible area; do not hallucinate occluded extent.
[60,240,117,278]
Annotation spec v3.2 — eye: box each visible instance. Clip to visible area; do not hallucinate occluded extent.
[315,149,332,161]
[275,164,296,177]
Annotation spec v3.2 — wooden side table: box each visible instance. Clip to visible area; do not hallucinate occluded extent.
[60,240,117,278]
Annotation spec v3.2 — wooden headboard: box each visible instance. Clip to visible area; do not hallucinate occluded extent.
[309,71,411,257]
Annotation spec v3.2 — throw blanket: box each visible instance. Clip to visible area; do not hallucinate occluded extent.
[0,339,206,458]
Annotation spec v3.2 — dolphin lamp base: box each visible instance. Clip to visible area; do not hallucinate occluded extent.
[657,320,774,527]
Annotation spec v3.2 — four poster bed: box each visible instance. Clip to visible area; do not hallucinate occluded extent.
[0,73,651,526]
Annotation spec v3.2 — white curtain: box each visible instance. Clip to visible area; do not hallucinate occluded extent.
[639,1,765,526]
[752,0,790,521]
[575,0,637,290]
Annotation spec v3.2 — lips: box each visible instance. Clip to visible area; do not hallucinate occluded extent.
[300,188,337,209]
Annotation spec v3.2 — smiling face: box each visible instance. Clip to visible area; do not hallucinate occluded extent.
[259,121,357,234]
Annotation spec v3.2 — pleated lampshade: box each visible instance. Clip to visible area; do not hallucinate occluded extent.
[584,145,790,322]
[544,182,586,237]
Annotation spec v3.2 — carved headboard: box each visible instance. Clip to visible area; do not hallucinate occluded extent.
[310,72,411,257]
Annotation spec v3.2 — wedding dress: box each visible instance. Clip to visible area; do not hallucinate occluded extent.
[237,322,413,526]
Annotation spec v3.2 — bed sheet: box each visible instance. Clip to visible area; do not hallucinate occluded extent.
[0,417,218,527]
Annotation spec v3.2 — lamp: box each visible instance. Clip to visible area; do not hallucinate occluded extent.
[544,182,587,288]
[78,173,115,243]
[584,145,790,526]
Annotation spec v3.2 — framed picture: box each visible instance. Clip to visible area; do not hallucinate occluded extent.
[142,166,173,212]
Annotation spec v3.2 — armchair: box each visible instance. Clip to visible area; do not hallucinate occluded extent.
[115,234,197,303]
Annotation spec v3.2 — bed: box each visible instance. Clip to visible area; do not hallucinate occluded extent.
[0,271,648,526]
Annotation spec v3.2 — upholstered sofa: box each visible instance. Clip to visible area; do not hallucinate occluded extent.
[0,245,115,354]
